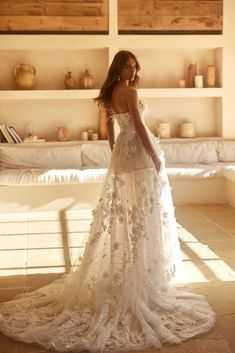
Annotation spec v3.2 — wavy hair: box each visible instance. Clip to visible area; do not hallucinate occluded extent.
[94,50,140,109]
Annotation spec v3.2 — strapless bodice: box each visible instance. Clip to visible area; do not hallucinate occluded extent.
[113,111,136,132]
[112,100,147,132]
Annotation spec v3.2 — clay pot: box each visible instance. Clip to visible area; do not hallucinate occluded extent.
[14,64,36,90]
[58,127,70,141]
[64,71,76,89]
[80,69,95,89]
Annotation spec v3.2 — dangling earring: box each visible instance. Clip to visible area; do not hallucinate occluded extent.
[117,75,120,81]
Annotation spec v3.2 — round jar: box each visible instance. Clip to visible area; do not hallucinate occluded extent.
[155,123,171,139]
[179,123,196,138]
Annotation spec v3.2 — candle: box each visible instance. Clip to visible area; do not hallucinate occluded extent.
[91,133,99,141]
[194,75,203,88]
[179,123,196,138]
[81,131,88,141]
[155,123,171,139]
[88,129,93,140]
[178,80,186,88]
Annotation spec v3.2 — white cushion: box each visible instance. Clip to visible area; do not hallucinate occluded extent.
[0,145,82,169]
[160,141,218,164]
[218,141,235,162]
[0,168,107,185]
[81,143,111,168]
[166,162,224,179]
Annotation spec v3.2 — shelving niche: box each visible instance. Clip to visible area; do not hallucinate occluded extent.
[0,4,224,141]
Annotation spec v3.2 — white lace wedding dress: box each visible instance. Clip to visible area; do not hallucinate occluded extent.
[0,107,215,352]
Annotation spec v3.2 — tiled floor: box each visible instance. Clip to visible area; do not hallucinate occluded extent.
[0,204,235,353]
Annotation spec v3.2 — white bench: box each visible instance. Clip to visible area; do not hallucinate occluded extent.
[0,139,235,210]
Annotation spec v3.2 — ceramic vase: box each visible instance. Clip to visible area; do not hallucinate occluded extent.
[206,65,216,87]
[64,71,76,89]
[187,63,197,88]
[58,127,70,141]
[14,63,36,90]
[80,69,95,89]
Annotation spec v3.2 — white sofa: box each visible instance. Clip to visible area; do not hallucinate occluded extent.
[161,139,235,206]
[1,139,235,211]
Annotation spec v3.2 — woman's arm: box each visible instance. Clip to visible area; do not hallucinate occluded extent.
[106,110,115,151]
[126,88,161,172]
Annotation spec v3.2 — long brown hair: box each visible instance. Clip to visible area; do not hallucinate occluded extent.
[94,50,140,109]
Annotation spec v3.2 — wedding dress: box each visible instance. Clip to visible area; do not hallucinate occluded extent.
[0,105,215,352]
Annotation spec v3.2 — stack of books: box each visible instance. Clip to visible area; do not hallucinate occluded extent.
[0,125,23,143]
[23,136,46,143]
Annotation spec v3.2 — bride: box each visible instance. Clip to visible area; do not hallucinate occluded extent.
[0,50,215,352]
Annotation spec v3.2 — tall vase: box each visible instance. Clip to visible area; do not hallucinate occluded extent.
[206,65,216,87]
[187,63,197,88]
[99,109,108,140]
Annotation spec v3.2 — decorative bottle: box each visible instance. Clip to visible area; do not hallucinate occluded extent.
[64,71,76,89]
[187,63,197,88]
[80,69,95,89]
[206,65,216,87]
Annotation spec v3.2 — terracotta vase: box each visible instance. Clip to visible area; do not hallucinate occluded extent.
[14,63,36,90]
[187,63,197,88]
[80,69,95,89]
[64,71,76,89]
[206,65,216,87]
[99,109,108,140]
[58,127,70,141]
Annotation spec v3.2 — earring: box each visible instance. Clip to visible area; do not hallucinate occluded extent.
[117,75,120,81]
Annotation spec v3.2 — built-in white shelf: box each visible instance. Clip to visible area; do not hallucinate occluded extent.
[0,140,109,146]
[0,89,100,100]
[138,88,223,98]
[0,88,223,100]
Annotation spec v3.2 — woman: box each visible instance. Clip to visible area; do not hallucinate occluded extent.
[0,51,215,352]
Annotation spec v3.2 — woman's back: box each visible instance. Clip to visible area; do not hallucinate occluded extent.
[111,83,133,114]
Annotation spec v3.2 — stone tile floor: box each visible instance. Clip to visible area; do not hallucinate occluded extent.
[0,204,234,353]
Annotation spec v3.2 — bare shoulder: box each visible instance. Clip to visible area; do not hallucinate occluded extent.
[125,86,138,100]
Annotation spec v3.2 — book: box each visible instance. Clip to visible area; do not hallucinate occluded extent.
[0,125,15,143]
[8,126,23,143]
[6,126,19,143]
[23,136,46,143]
